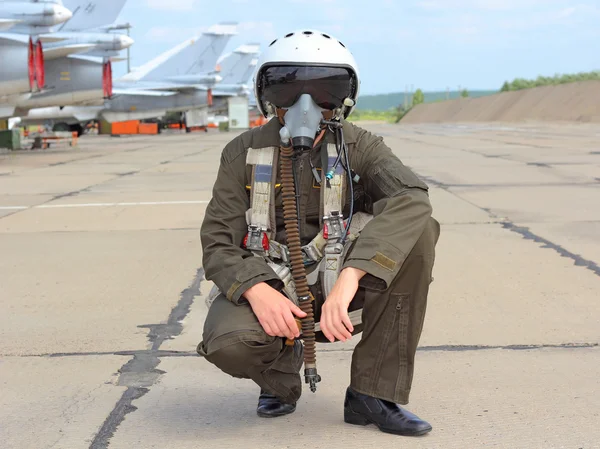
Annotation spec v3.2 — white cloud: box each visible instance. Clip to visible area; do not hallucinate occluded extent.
[146,0,197,11]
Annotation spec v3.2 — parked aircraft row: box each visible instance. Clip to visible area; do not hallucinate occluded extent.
[0,0,260,134]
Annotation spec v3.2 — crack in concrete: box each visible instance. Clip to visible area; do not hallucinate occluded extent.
[139,268,203,351]
[9,342,599,359]
[5,349,198,358]
[116,170,139,177]
[419,174,598,190]
[51,190,80,201]
[89,387,149,449]
[323,342,599,353]
[45,154,105,167]
[88,268,204,449]
[501,222,600,277]
[438,180,597,188]
[417,172,600,278]
[417,343,599,352]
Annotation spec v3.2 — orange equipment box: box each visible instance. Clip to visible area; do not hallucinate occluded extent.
[138,123,158,135]
[111,120,140,135]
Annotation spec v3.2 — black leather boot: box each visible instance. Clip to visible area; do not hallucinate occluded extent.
[257,389,296,418]
[344,386,432,436]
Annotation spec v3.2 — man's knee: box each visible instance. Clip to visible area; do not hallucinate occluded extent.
[382,216,440,297]
[410,217,440,259]
[198,329,283,379]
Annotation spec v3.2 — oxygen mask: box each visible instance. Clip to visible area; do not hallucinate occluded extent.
[279,94,326,151]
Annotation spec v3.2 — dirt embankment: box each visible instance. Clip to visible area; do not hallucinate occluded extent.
[402,80,600,124]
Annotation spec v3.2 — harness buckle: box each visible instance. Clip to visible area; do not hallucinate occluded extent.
[302,244,322,265]
[244,225,269,252]
[323,211,344,241]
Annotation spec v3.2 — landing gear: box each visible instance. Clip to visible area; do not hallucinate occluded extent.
[52,123,83,137]
[69,124,84,137]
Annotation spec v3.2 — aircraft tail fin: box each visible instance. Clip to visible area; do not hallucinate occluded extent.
[217,43,260,85]
[132,23,237,83]
[58,0,128,32]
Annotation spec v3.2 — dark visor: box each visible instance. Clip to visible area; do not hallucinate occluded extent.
[259,65,355,110]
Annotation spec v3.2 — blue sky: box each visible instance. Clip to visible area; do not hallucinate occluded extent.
[114,0,600,95]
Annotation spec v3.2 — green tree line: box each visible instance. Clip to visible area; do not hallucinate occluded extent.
[349,87,471,123]
[500,71,600,92]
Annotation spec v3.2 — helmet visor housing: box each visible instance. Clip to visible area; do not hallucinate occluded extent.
[258,65,357,111]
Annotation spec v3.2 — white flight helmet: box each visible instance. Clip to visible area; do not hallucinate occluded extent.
[253,30,360,119]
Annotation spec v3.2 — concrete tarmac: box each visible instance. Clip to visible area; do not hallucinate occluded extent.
[0,123,598,449]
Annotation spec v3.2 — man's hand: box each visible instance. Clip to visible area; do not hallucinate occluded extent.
[320,267,367,343]
[244,283,307,340]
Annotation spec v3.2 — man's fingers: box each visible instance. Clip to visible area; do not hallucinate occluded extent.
[289,302,307,318]
[320,312,335,343]
[332,309,352,341]
[342,311,355,334]
[283,309,301,338]
[261,320,275,337]
[331,324,348,342]
[268,317,287,338]
[322,326,335,343]
[274,313,295,340]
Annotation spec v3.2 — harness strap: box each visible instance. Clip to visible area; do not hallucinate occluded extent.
[246,146,278,244]
[207,140,374,317]
[320,142,347,299]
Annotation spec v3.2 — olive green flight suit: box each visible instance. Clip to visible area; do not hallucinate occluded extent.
[197,117,440,405]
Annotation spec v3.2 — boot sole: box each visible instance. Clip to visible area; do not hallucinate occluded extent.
[344,409,432,436]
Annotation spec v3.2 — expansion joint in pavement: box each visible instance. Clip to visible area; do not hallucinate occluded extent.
[416,172,600,278]
[88,268,205,449]
[10,342,598,359]
[501,222,600,277]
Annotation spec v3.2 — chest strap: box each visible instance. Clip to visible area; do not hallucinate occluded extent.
[244,146,278,251]
[239,143,367,305]
[320,142,348,299]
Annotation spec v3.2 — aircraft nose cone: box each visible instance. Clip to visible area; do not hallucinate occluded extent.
[51,4,73,25]
[118,34,134,49]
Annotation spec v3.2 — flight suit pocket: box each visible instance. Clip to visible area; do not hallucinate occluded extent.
[392,293,411,399]
[364,290,410,395]
[369,158,429,198]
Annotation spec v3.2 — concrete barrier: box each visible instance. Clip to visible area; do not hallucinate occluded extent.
[402,80,600,124]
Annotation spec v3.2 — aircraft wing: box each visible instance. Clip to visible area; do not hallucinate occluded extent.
[43,43,96,59]
[111,88,178,97]
[0,33,30,45]
[38,34,70,44]
[117,82,209,93]
[0,19,20,32]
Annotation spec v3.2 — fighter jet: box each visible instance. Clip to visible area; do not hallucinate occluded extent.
[40,0,133,60]
[213,44,259,96]
[2,0,132,118]
[0,0,72,34]
[18,23,239,132]
[115,23,237,92]
[0,0,72,102]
